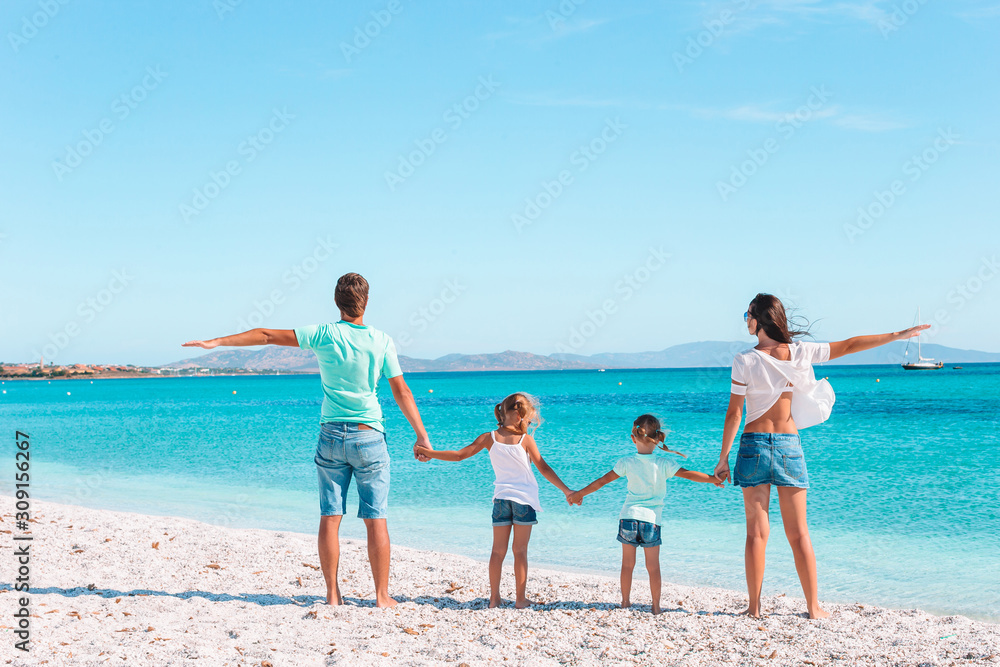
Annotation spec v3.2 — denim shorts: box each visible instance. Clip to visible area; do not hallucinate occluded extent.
[491,499,537,526]
[733,432,808,489]
[315,422,390,519]
[617,519,662,548]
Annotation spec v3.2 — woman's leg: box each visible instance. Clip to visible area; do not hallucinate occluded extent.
[777,486,830,619]
[620,543,637,608]
[643,545,662,614]
[511,525,534,608]
[742,484,771,617]
[489,526,512,608]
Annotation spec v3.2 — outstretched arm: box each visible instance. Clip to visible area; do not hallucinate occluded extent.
[567,470,620,505]
[183,329,298,349]
[676,468,724,488]
[388,375,432,460]
[715,391,744,483]
[524,436,573,497]
[828,324,929,360]
[414,433,490,462]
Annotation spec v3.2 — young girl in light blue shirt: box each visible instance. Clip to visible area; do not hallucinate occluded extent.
[569,414,722,614]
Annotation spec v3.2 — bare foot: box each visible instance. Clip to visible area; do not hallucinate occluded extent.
[652,605,663,615]
[375,596,398,609]
[620,600,631,609]
[740,608,762,618]
[514,598,535,609]
[808,607,831,620]
[325,588,343,605]
[489,597,503,609]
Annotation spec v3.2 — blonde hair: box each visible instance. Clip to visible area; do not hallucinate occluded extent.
[494,392,542,435]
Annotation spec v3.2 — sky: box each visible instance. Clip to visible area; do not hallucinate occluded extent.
[2,0,998,366]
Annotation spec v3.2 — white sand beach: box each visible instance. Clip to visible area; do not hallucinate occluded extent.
[2,497,997,666]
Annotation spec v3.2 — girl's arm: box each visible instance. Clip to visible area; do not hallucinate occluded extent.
[567,470,620,505]
[676,468,724,488]
[415,433,490,462]
[524,436,573,497]
[828,324,929,360]
[715,391,744,483]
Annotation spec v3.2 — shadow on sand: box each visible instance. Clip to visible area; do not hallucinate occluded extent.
[3,584,751,616]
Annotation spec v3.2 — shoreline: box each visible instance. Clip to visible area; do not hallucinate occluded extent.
[18,492,1000,626]
[4,361,1000,382]
[3,497,997,665]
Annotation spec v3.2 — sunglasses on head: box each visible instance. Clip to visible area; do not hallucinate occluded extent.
[744,311,750,322]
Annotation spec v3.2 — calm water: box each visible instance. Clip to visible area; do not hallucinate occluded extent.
[3,365,998,620]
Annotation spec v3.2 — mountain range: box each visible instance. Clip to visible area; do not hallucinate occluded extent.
[165,340,1000,372]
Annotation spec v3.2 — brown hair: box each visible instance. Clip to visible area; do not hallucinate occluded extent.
[494,392,542,435]
[747,293,808,344]
[632,414,667,444]
[335,273,369,318]
[632,414,686,457]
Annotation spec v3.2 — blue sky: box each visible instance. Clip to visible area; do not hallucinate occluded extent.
[2,0,998,365]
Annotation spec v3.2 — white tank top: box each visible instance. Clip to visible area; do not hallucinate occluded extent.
[488,431,542,511]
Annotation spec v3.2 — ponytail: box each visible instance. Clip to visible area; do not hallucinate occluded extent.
[495,393,542,434]
[632,413,685,456]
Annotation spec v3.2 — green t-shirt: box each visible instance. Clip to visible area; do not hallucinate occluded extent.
[613,452,682,525]
[294,321,403,431]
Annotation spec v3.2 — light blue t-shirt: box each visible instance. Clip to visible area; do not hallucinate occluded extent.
[294,321,403,431]
[613,452,682,525]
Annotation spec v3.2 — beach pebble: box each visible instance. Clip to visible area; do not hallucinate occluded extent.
[8,496,1000,666]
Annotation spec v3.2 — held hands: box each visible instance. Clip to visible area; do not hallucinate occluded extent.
[182,339,219,349]
[713,459,730,485]
[566,490,584,506]
[413,435,433,463]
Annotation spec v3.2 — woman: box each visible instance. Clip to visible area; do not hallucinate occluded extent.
[714,293,927,619]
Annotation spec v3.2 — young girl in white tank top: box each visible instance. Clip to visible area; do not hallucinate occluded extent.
[415,392,574,609]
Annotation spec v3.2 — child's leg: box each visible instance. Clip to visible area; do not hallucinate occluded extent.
[489,526,512,608]
[643,545,662,614]
[620,543,637,608]
[511,525,534,608]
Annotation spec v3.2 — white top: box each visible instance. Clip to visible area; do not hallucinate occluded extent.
[731,342,831,425]
[488,431,542,512]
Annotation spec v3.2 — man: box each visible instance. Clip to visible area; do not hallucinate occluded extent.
[183,272,431,608]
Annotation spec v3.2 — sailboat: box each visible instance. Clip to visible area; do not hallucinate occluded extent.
[901,308,943,370]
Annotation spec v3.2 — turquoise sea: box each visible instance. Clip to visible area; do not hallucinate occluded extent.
[2,364,998,621]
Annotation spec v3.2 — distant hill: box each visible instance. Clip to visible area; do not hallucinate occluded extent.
[552,341,748,369]
[400,350,594,372]
[165,340,1000,373]
[164,348,595,372]
[556,340,1000,368]
[166,347,318,371]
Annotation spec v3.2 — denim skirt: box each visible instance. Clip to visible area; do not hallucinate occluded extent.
[733,432,808,489]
